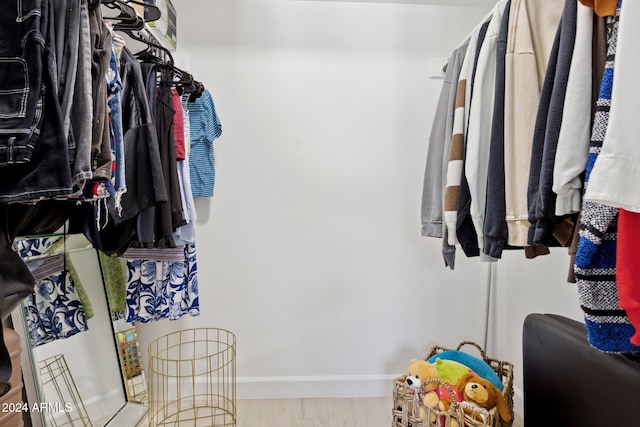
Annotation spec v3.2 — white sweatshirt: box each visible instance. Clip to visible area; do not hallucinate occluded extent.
[553,4,593,216]
[465,0,507,252]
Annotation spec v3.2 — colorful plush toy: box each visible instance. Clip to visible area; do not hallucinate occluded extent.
[431,358,475,385]
[427,350,504,391]
[419,358,467,426]
[455,372,512,423]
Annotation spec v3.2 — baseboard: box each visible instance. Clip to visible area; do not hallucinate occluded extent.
[236,374,398,399]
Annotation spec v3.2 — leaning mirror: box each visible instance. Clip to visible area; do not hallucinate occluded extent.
[10,234,147,427]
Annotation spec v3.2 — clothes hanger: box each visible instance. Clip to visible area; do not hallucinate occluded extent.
[102,0,142,30]
[102,0,161,23]
[126,30,174,65]
[125,0,161,22]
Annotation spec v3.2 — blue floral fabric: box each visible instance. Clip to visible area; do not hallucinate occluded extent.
[24,254,89,347]
[15,237,60,259]
[124,243,200,323]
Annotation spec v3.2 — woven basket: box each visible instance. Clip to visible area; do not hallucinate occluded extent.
[392,341,514,427]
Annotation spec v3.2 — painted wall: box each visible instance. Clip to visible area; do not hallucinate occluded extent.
[134,0,584,421]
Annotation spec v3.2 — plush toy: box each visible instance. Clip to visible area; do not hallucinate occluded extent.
[417,359,466,426]
[455,372,512,423]
[431,358,475,385]
[404,359,439,391]
[398,359,440,421]
[427,350,504,391]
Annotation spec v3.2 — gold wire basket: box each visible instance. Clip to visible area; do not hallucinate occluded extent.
[39,354,93,427]
[148,328,237,427]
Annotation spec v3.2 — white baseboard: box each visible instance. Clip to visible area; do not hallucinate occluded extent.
[236,374,398,400]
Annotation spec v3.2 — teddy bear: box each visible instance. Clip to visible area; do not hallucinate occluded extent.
[396,359,440,422]
[454,372,512,423]
[401,359,464,426]
[404,359,439,391]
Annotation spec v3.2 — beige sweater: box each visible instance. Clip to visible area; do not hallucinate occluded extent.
[503,0,563,247]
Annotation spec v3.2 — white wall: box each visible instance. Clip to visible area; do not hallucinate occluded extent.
[134,0,584,420]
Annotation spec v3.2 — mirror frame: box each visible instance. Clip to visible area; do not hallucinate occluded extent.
[10,241,148,427]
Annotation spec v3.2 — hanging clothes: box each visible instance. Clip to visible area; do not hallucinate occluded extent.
[98,251,127,317]
[483,0,512,259]
[0,0,73,204]
[503,0,564,247]
[552,4,594,218]
[421,42,468,269]
[455,19,489,260]
[185,88,223,198]
[15,236,94,320]
[123,244,200,323]
[526,0,578,249]
[574,1,640,353]
[154,72,186,245]
[173,101,198,246]
[581,0,640,343]
[24,253,89,347]
[463,0,508,258]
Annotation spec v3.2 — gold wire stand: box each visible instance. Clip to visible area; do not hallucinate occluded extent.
[38,354,93,427]
[115,327,148,403]
[148,328,236,427]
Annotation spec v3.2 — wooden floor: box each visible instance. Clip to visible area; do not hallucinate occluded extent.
[237,397,393,427]
[136,397,393,427]
[136,397,524,426]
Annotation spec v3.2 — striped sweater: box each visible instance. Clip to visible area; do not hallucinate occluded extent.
[574,1,640,353]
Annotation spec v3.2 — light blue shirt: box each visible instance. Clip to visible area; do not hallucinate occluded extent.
[185,89,222,198]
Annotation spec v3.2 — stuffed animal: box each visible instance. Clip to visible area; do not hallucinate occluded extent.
[404,359,439,391]
[398,359,440,421]
[427,350,504,391]
[401,359,463,427]
[422,358,470,409]
[431,358,475,385]
[455,372,512,423]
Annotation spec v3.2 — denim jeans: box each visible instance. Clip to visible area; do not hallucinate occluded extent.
[0,0,72,203]
[107,41,126,198]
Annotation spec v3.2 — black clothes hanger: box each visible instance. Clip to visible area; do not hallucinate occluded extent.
[102,0,161,23]
[127,30,174,65]
[186,81,205,102]
[102,0,142,30]
[126,0,161,22]
[88,0,102,10]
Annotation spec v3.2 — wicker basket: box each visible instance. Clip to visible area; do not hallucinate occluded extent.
[392,341,514,427]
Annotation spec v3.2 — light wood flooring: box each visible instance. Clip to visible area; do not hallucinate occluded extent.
[135,397,524,426]
[136,397,393,427]
[237,397,392,427]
